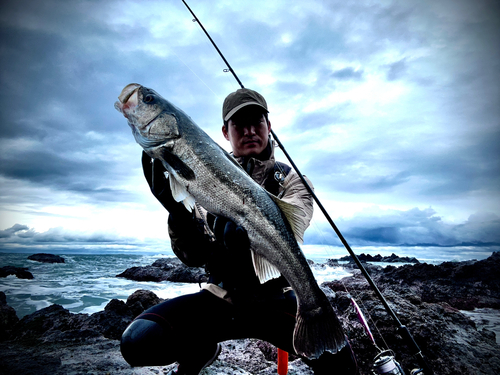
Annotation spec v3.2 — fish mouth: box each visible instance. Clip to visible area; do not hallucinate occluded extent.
[118,83,142,103]
[115,83,142,117]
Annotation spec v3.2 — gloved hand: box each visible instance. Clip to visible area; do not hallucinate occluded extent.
[141,151,190,219]
[207,214,250,252]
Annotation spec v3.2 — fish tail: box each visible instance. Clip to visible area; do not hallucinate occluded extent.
[293,304,346,359]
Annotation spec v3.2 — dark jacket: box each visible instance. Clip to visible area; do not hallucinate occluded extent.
[167,141,314,300]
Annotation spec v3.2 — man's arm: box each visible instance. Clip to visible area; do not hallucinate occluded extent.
[141,151,212,267]
[278,169,315,239]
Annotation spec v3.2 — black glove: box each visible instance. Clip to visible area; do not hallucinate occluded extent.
[141,151,191,219]
[207,214,250,252]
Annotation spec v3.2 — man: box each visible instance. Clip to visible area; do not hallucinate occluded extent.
[120,88,357,374]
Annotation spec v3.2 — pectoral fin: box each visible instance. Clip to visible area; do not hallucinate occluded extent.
[164,170,195,212]
[156,147,196,211]
[159,147,195,181]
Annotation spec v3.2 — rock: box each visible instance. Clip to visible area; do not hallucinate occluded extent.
[343,261,383,275]
[325,258,339,267]
[310,258,339,270]
[27,253,65,263]
[9,304,75,344]
[0,265,34,279]
[0,292,19,341]
[1,254,499,374]
[339,253,420,263]
[378,252,500,310]
[81,299,135,340]
[9,299,135,344]
[324,252,500,375]
[116,265,169,282]
[0,337,132,375]
[116,257,207,283]
[126,289,164,317]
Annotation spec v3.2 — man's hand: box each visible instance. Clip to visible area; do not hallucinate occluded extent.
[209,215,250,252]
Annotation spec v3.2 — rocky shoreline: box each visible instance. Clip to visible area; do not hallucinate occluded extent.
[0,253,499,374]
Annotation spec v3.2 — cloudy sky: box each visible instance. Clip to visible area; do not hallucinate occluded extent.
[0,0,499,257]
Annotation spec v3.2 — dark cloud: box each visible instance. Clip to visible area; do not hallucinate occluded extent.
[0,224,29,238]
[0,224,136,244]
[300,123,500,199]
[305,208,500,247]
[0,0,499,253]
[0,3,167,204]
[0,223,168,254]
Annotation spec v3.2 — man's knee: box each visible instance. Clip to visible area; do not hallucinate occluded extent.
[120,318,175,367]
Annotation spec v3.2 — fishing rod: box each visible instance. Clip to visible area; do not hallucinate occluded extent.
[181,1,433,374]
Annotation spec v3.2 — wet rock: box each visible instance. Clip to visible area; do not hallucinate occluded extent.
[126,289,164,317]
[9,304,75,344]
[9,299,135,344]
[379,251,500,310]
[325,258,339,267]
[116,265,168,282]
[0,292,19,341]
[0,265,34,279]
[81,299,135,340]
[339,253,420,263]
[310,258,339,270]
[324,252,500,375]
[28,253,65,263]
[116,257,207,283]
[342,261,383,275]
[1,253,499,374]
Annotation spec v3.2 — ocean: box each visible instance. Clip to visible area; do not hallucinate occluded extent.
[0,248,356,319]
[1,246,499,344]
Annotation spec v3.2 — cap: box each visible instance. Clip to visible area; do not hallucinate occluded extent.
[222,88,269,121]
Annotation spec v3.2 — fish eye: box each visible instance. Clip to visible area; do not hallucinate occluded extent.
[144,94,154,103]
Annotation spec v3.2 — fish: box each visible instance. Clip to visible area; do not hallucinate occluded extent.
[115,83,346,359]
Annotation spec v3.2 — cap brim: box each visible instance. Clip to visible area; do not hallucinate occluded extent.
[224,102,269,122]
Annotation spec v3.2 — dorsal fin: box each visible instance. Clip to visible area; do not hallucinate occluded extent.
[268,193,307,244]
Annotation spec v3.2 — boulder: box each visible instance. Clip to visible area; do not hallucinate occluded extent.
[126,289,164,317]
[116,257,207,283]
[339,253,420,263]
[0,292,19,341]
[28,253,65,263]
[0,266,34,279]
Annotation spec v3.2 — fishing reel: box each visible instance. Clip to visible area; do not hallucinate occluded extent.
[372,350,405,375]
[372,350,425,375]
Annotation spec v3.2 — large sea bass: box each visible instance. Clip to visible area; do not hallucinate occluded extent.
[115,83,346,359]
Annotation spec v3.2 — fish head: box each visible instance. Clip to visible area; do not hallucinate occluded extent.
[115,83,180,149]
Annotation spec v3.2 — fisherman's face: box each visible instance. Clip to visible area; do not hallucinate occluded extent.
[223,106,271,157]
